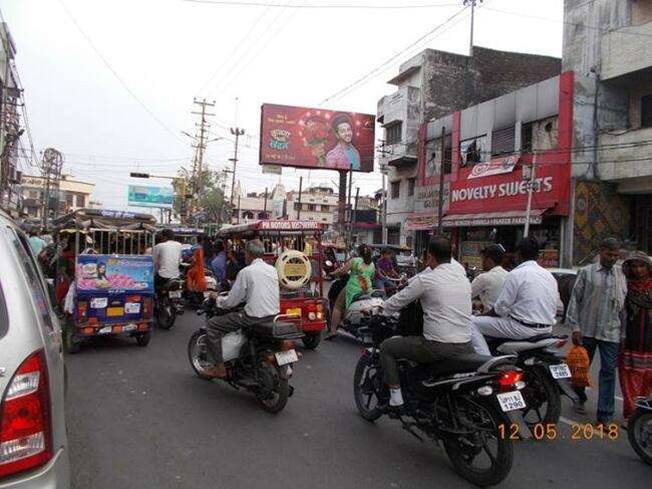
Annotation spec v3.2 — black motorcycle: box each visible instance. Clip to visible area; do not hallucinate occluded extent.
[155,277,185,330]
[485,334,578,428]
[353,314,526,487]
[628,396,652,465]
[187,299,304,413]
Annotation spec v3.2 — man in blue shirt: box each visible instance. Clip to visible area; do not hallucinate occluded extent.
[211,240,226,283]
[27,229,46,257]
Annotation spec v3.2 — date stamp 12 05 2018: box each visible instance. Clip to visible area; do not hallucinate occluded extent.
[499,423,620,441]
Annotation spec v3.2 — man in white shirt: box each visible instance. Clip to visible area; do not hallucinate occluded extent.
[152,229,182,287]
[204,239,280,378]
[470,237,560,356]
[381,236,475,407]
[471,244,508,313]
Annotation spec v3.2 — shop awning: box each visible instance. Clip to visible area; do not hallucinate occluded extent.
[442,208,547,228]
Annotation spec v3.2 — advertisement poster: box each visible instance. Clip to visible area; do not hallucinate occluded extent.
[76,255,154,294]
[260,104,375,172]
[128,185,174,209]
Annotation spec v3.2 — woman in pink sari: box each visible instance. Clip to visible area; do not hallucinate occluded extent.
[620,251,652,420]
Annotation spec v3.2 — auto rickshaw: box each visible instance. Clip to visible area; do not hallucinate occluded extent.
[51,208,157,353]
[216,220,328,350]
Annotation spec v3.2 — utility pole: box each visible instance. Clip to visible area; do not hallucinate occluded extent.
[229,127,245,206]
[40,148,64,228]
[463,0,483,55]
[381,166,387,244]
[352,186,360,246]
[296,176,303,220]
[523,153,537,238]
[337,170,347,242]
[437,126,446,234]
[186,98,215,222]
[263,187,268,218]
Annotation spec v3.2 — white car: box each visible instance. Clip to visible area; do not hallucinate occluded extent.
[0,211,70,488]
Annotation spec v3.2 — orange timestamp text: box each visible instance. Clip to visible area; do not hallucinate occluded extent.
[498,423,620,441]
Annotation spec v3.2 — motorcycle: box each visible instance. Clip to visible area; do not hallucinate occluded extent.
[628,396,652,465]
[353,313,526,487]
[485,333,578,428]
[327,275,385,341]
[155,276,185,330]
[188,298,304,413]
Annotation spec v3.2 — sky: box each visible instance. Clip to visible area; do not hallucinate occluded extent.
[2,0,563,213]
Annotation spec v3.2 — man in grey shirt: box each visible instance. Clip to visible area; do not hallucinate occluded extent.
[381,236,475,407]
[566,237,627,423]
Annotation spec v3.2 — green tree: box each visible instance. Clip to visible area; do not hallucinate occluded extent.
[172,168,227,225]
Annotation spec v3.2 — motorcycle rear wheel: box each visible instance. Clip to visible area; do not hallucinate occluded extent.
[443,397,513,487]
[628,410,652,465]
[521,366,561,428]
[188,330,213,380]
[353,354,384,422]
[256,363,289,414]
[156,298,176,330]
[302,331,322,350]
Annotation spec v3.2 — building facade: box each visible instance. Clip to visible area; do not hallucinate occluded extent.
[377,46,562,250]
[422,74,573,269]
[286,184,339,228]
[21,174,95,219]
[563,0,652,259]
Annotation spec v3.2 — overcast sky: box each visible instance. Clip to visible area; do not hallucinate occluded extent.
[2,0,563,212]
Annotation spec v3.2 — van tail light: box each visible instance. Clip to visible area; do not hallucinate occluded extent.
[0,349,53,480]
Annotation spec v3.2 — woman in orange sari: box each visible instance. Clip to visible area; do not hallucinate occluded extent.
[620,252,652,420]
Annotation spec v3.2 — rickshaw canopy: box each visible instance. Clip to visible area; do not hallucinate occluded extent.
[52,208,157,232]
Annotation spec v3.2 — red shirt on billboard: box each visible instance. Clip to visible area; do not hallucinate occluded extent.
[260,104,375,172]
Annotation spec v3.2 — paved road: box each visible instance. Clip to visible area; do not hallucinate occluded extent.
[66,314,649,489]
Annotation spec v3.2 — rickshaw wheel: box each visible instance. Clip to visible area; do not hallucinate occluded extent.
[63,320,81,354]
[302,331,322,350]
[136,332,151,347]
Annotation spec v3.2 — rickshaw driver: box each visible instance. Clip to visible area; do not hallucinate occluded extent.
[152,228,183,289]
[204,240,280,378]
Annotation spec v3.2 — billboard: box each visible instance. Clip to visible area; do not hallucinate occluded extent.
[76,255,154,294]
[259,104,375,172]
[128,185,174,208]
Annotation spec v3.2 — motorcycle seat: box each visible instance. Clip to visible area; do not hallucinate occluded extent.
[495,337,561,354]
[431,354,515,376]
[250,320,303,339]
[351,293,371,303]
[485,333,555,346]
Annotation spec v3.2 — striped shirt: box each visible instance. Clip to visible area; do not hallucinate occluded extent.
[566,262,627,343]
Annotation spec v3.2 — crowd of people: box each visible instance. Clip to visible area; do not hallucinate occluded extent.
[325,235,650,426]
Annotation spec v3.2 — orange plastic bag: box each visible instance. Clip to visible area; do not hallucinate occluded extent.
[566,345,592,388]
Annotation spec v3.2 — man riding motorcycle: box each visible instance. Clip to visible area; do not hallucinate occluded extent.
[203,239,280,378]
[380,236,475,407]
[471,243,508,313]
[470,236,560,356]
[153,229,182,289]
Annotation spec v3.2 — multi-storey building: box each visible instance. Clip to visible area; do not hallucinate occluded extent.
[562,0,652,258]
[377,46,561,250]
[21,174,95,219]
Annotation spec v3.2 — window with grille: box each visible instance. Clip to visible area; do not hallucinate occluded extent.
[642,94,652,128]
[408,178,416,196]
[390,181,400,199]
[385,122,403,145]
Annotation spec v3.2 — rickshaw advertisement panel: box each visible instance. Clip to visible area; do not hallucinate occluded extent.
[76,255,154,294]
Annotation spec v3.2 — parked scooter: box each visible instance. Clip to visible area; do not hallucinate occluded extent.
[628,396,652,465]
[353,313,526,487]
[484,334,577,427]
[155,277,185,330]
[188,298,304,413]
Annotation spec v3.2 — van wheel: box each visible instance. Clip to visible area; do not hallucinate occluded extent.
[63,321,81,354]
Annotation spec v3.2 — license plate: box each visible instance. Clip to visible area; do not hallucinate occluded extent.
[107,307,124,317]
[549,363,572,379]
[497,391,527,412]
[169,290,182,299]
[286,308,301,318]
[90,297,108,309]
[275,349,299,366]
[123,323,137,332]
[125,303,141,314]
[98,326,112,335]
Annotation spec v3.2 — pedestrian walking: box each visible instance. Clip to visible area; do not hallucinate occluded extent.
[566,237,627,424]
[619,251,652,421]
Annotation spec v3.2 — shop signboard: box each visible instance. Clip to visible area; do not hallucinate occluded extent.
[467,155,518,179]
[259,104,375,172]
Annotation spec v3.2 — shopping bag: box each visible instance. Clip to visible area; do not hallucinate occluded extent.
[566,345,592,388]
